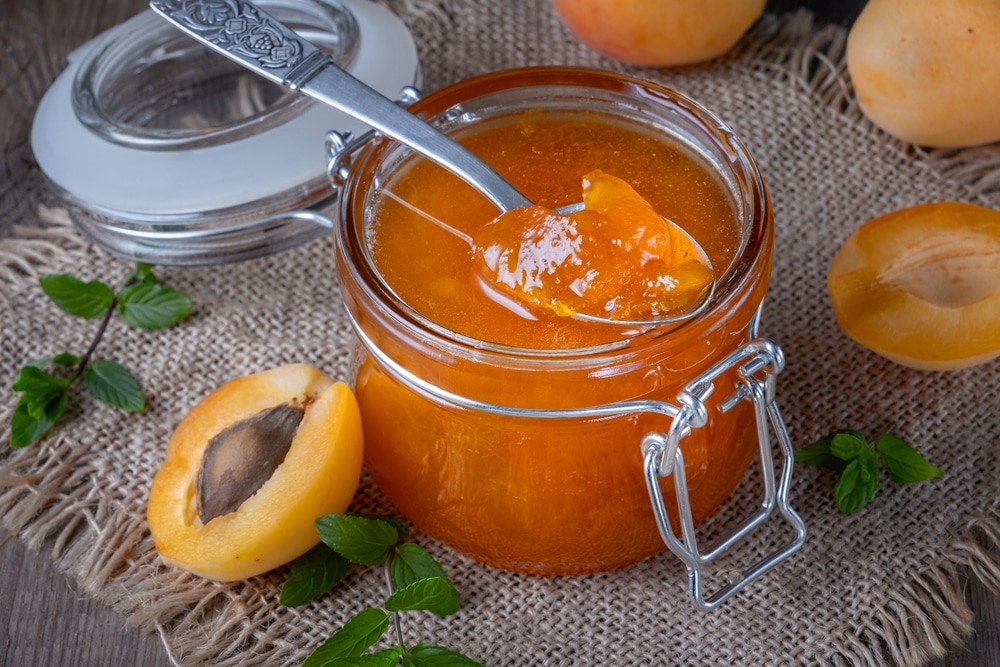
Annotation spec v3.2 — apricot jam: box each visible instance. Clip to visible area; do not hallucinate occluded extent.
[472,170,715,323]
[335,69,774,575]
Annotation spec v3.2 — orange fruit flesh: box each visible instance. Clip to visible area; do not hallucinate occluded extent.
[473,170,714,321]
[828,201,1000,370]
[147,365,364,581]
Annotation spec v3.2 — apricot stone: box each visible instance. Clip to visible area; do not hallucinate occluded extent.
[147,364,363,581]
[828,202,1000,370]
[549,0,766,67]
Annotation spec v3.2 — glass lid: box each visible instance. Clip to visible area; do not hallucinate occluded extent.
[31,0,420,265]
[72,0,361,151]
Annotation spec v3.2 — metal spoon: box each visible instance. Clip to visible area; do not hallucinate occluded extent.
[149,0,715,326]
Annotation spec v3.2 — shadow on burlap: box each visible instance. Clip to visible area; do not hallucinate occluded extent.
[2,1,1000,665]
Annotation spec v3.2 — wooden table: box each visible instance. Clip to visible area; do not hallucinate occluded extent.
[1,530,997,666]
[1,2,996,665]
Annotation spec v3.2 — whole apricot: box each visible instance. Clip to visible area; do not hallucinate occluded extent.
[847,0,1000,147]
[549,0,766,67]
[828,202,1000,370]
[147,364,363,581]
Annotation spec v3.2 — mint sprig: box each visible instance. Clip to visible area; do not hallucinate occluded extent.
[795,429,943,515]
[9,264,191,448]
[282,514,482,667]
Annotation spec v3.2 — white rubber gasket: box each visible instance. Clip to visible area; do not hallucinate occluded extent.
[31,0,419,217]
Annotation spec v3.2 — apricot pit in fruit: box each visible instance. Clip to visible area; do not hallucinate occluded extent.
[147,364,363,581]
[828,202,1000,370]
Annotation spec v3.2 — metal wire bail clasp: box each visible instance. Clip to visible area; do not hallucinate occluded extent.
[643,338,807,611]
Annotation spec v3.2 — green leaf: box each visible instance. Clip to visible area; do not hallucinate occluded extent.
[402,644,484,667]
[117,282,191,329]
[39,274,114,319]
[373,514,410,539]
[301,608,390,667]
[124,263,158,287]
[794,437,842,470]
[335,648,404,667]
[84,360,145,412]
[12,367,70,421]
[830,431,870,462]
[834,450,880,515]
[27,353,80,369]
[385,577,460,616]
[875,434,943,485]
[390,543,450,590]
[12,365,70,395]
[280,543,348,607]
[316,515,400,566]
[10,390,68,448]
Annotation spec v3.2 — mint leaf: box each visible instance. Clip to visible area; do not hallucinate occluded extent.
[39,274,114,319]
[301,608,390,666]
[370,514,410,539]
[84,360,145,411]
[390,543,450,590]
[12,365,70,395]
[11,264,194,448]
[830,432,870,461]
[834,450,880,515]
[27,353,81,369]
[794,436,843,470]
[875,434,943,485]
[280,543,348,607]
[11,390,68,448]
[117,282,191,329]
[385,577,460,616]
[316,515,400,566]
[13,367,71,421]
[124,263,158,287]
[403,644,484,667]
[335,648,405,667]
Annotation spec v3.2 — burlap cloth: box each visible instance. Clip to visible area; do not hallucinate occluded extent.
[3,1,1000,665]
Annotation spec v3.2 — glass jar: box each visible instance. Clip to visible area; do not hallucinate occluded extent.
[334,68,804,597]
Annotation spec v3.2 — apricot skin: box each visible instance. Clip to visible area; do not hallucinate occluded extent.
[147,364,363,581]
[847,0,1000,148]
[828,202,1000,370]
[549,0,765,67]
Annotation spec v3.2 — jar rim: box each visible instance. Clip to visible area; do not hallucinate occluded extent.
[337,67,772,358]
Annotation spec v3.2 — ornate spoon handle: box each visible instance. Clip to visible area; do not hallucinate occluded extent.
[148,0,531,212]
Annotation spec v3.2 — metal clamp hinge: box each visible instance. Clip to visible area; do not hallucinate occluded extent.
[643,338,807,611]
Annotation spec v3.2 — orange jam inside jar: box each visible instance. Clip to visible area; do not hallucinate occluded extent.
[334,68,775,575]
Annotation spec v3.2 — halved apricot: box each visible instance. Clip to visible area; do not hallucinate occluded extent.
[828,201,1000,370]
[147,364,363,581]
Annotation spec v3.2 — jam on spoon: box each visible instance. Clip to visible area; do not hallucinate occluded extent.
[473,170,715,324]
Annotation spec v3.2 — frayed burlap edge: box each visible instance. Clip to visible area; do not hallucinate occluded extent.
[2,7,1000,667]
[0,205,89,288]
[850,507,1000,667]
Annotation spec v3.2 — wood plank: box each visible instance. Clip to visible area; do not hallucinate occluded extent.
[0,534,171,667]
[1,529,997,666]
